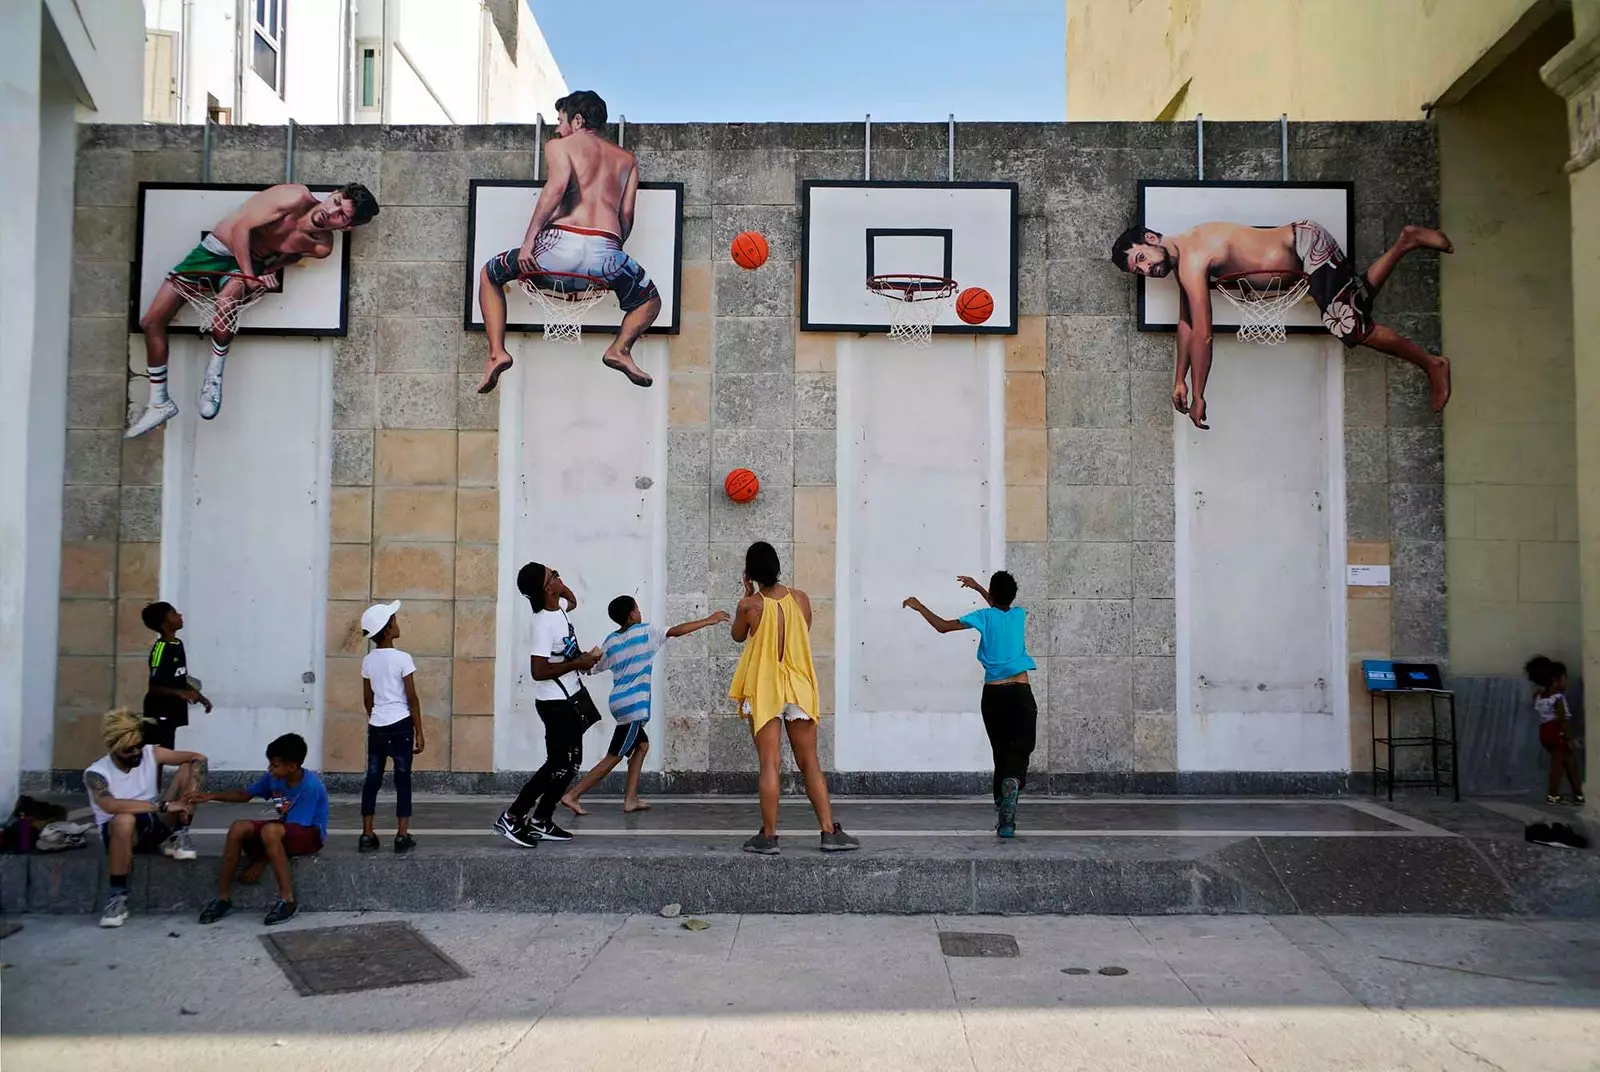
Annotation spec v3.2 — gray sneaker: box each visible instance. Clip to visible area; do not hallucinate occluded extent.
[163,828,198,860]
[99,892,130,928]
[820,823,860,852]
[742,831,780,855]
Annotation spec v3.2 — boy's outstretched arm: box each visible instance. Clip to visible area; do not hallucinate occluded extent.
[666,609,731,638]
[956,575,992,605]
[902,597,970,634]
[189,787,254,805]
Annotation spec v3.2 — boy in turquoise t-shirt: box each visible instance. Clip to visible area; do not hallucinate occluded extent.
[904,571,1037,837]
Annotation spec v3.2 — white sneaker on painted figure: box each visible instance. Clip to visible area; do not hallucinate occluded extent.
[124,401,179,439]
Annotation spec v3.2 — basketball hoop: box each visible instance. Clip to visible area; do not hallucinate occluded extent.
[167,270,274,336]
[1213,271,1311,346]
[518,272,610,343]
[867,274,957,347]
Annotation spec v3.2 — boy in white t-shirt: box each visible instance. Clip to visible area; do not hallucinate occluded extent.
[359,601,425,853]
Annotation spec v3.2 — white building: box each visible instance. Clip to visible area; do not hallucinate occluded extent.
[2,0,144,814]
[141,0,567,126]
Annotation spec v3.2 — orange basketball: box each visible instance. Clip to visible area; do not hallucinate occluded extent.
[956,286,994,325]
[724,467,760,503]
[731,231,769,270]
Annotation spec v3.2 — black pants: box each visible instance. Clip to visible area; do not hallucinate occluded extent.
[980,682,1037,804]
[361,721,415,818]
[508,690,596,821]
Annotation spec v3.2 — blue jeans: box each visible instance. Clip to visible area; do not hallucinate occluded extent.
[362,721,415,818]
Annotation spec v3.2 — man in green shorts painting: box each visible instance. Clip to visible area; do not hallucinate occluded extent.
[126,182,379,439]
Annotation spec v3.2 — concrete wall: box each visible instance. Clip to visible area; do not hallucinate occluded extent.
[1067,0,1549,121]
[51,119,1443,790]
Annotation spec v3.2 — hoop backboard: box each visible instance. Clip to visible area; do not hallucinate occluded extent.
[130,183,353,337]
[801,181,1018,334]
[1136,180,1355,335]
[463,180,683,334]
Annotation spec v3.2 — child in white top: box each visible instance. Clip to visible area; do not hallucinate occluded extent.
[1525,655,1584,806]
[360,601,425,852]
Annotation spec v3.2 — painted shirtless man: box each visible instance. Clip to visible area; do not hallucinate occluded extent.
[1111,219,1452,430]
[475,89,661,394]
[126,181,380,439]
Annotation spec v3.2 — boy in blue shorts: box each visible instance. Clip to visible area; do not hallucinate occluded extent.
[904,571,1037,837]
[561,596,729,815]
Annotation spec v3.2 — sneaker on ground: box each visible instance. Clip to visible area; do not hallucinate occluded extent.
[264,899,298,926]
[358,833,380,853]
[997,777,1020,837]
[162,828,198,860]
[493,811,540,848]
[198,898,232,924]
[743,831,780,855]
[124,400,179,440]
[198,363,225,420]
[1548,794,1566,805]
[394,833,416,854]
[820,823,860,852]
[99,892,130,928]
[526,819,573,842]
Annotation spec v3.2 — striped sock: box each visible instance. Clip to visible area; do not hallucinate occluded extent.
[148,365,169,406]
[206,338,229,373]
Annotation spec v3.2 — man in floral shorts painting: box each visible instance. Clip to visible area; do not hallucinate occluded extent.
[1110,217,1453,430]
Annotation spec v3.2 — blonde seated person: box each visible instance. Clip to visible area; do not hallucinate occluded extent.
[729,541,859,856]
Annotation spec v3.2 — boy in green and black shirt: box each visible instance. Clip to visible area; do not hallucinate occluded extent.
[141,602,212,750]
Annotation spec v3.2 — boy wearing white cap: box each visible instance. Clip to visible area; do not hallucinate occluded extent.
[359,600,424,852]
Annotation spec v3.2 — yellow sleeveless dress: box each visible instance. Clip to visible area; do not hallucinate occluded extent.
[729,591,820,734]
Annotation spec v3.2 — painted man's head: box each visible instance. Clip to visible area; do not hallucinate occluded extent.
[1110,226,1172,278]
[555,90,608,137]
[315,182,380,230]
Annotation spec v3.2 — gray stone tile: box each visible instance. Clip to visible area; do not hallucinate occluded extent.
[69,374,126,431]
[715,259,794,317]
[75,149,134,206]
[1130,427,1174,485]
[1347,482,1390,541]
[1049,599,1131,656]
[1133,598,1176,657]
[462,150,536,182]
[1390,482,1444,541]
[62,487,121,541]
[335,316,377,377]
[711,204,800,262]
[65,430,121,486]
[1047,316,1130,372]
[1128,325,1177,372]
[332,429,374,486]
[711,150,798,207]
[1129,371,1175,428]
[713,316,793,374]
[1135,712,1178,771]
[119,486,163,543]
[1130,483,1175,541]
[1132,656,1176,714]
[682,216,712,261]
[377,374,456,429]
[708,715,754,772]
[1048,541,1131,599]
[794,430,836,486]
[1003,541,1050,598]
[1050,485,1132,542]
[291,149,384,193]
[712,373,794,429]
[1050,710,1135,773]
[358,207,467,263]
[668,427,711,486]
[1131,542,1174,599]
[661,712,709,770]
[378,150,469,207]
[666,484,711,544]
[1344,426,1388,484]
[68,317,130,379]
[1047,258,1134,317]
[1392,540,1446,601]
[73,207,136,262]
[794,373,836,430]
[1388,426,1444,485]
[665,538,710,597]
[353,261,461,319]
[1050,428,1130,484]
[1017,221,1048,316]
[664,658,715,716]
[1344,366,1388,428]
[1047,656,1132,719]
[711,477,794,544]
[71,260,130,319]
[711,428,794,488]
[635,149,712,206]
[333,373,375,429]
[1048,371,1130,428]
[456,375,499,431]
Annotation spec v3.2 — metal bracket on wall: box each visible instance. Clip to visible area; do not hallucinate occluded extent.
[1196,112,1205,181]
[619,115,626,149]
[1280,113,1289,181]
[947,113,955,181]
[534,113,543,181]
[202,115,213,182]
[864,113,872,181]
[286,118,298,182]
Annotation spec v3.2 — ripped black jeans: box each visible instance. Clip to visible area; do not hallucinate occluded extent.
[508,689,596,821]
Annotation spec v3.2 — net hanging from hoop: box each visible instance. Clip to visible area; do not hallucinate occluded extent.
[867,274,957,347]
[519,272,610,344]
[167,271,274,336]
[1213,272,1311,346]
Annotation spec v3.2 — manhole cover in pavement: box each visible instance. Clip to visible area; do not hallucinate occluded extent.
[261,921,470,996]
[938,931,1020,958]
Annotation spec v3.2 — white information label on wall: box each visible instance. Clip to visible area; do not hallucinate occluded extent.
[1346,565,1391,587]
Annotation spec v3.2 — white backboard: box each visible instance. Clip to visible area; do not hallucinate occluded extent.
[131,183,352,336]
[464,180,682,334]
[1137,181,1355,334]
[802,181,1018,334]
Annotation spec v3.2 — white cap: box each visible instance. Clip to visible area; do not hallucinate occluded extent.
[361,600,401,638]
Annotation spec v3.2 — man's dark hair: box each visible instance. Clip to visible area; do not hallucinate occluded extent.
[517,561,550,614]
[608,595,638,628]
[556,90,608,132]
[338,182,380,227]
[746,541,781,588]
[989,571,1019,609]
[141,601,175,632]
[1110,225,1157,273]
[1525,655,1567,688]
[266,732,309,767]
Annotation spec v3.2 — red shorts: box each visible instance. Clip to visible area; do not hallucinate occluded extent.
[241,820,323,860]
[1539,721,1568,752]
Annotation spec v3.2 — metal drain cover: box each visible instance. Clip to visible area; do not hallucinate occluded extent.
[938,931,1020,958]
[262,921,470,996]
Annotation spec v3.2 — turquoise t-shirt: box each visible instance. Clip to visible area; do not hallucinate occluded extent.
[958,606,1037,683]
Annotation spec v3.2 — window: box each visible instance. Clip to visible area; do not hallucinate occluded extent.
[252,0,286,96]
[357,39,381,112]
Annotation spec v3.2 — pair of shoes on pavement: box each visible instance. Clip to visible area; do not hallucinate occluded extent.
[494,811,573,848]
[359,833,416,854]
[742,823,860,856]
[1547,793,1587,806]
[197,897,298,925]
[1526,821,1590,849]
[124,363,227,439]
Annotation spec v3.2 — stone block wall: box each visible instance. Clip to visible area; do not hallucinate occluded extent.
[53,120,1443,788]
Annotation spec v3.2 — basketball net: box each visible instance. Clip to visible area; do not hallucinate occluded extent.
[1213,273,1311,346]
[867,277,957,348]
[168,272,273,336]
[519,276,610,344]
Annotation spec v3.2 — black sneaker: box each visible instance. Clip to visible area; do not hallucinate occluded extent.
[494,811,540,848]
[198,898,232,925]
[263,899,298,926]
[526,819,573,842]
[743,831,780,855]
[819,823,860,852]
[997,777,1020,838]
[394,834,416,854]
[358,833,380,853]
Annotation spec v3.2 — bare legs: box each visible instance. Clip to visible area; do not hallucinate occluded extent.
[562,739,653,815]
[1549,742,1584,800]
[105,814,137,877]
[1361,225,1454,412]
[476,265,515,393]
[601,295,661,388]
[137,282,187,376]
[217,820,293,902]
[752,716,834,838]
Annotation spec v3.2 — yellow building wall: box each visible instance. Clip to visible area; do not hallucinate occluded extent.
[1440,21,1578,674]
[1068,0,1546,121]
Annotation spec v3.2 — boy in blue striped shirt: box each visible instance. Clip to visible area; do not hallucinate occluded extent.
[561,596,729,815]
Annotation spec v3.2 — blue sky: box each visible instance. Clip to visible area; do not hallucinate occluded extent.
[524,0,1065,123]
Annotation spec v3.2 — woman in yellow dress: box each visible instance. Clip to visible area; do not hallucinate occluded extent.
[729,541,860,855]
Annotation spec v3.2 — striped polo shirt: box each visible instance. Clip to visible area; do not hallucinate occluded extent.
[595,623,668,724]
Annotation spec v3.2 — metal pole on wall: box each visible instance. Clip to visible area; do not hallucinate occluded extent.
[534,113,543,181]
[202,115,213,182]
[947,113,955,181]
[1280,113,1289,181]
[286,118,298,182]
[619,115,626,149]
[864,114,872,181]
[1196,113,1205,181]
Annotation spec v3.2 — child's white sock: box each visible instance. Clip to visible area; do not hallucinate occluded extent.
[205,338,229,377]
[148,365,169,406]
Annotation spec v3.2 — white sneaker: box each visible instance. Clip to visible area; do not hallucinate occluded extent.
[198,361,226,420]
[124,400,179,439]
[162,829,197,861]
[99,892,130,928]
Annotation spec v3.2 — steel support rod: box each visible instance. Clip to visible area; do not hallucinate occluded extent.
[202,115,213,182]
[535,113,543,181]
[947,113,955,180]
[286,118,298,181]
[865,113,872,181]
[1196,113,1205,181]
[1281,113,1289,180]
[619,114,626,149]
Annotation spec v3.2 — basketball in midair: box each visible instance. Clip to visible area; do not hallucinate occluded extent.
[956,286,994,325]
[724,467,760,503]
[731,231,769,270]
